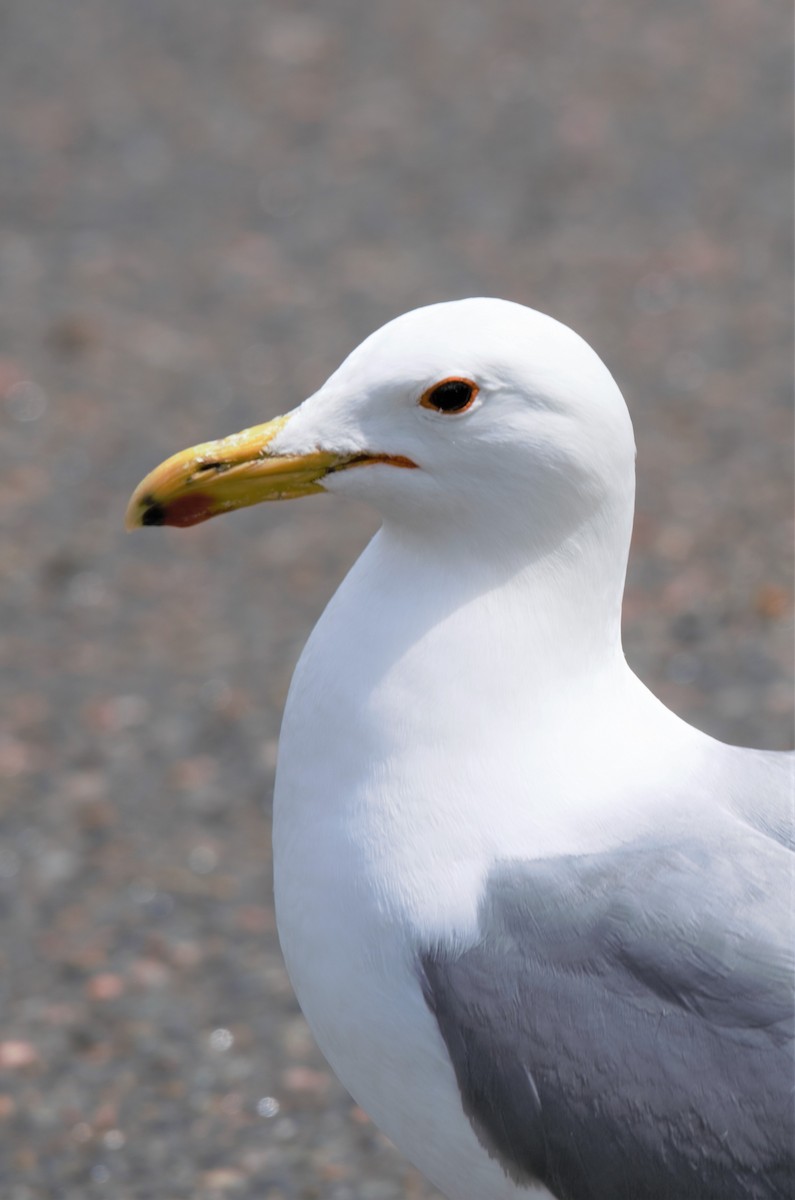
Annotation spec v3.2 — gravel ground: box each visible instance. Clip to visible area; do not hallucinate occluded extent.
[0,1,792,1197]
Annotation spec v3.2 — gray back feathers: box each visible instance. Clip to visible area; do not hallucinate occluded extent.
[420,833,794,1200]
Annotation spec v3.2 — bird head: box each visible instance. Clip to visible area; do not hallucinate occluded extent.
[126,298,635,559]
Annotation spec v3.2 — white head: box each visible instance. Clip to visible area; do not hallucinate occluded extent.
[128,297,636,619]
[273,298,636,563]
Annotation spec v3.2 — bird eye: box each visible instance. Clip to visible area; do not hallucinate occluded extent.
[419,377,479,414]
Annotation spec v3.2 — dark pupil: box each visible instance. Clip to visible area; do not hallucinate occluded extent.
[429,380,473,412]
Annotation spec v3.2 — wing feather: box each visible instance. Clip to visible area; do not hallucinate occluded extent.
[420,832,794,1200]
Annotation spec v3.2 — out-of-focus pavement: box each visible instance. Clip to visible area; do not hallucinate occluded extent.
[0,1,792,1197]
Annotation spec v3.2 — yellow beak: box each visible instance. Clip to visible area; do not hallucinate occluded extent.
[125,412,417,529]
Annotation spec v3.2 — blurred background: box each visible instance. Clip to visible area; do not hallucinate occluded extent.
[0,0,792,1196]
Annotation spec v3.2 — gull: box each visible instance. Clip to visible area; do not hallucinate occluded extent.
[127,298,794,1200]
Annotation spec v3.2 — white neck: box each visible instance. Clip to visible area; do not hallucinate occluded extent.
[370,477,634,683]
[273,486,685,951]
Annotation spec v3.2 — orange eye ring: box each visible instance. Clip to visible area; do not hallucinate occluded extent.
[419,377,479,414]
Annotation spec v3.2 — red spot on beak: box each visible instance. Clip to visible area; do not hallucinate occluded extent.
[159,493,218,528]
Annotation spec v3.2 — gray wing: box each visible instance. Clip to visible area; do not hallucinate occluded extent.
[419,832,794,1200]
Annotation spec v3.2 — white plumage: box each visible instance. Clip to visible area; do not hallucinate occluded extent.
[130,299,793,1200]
